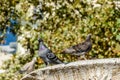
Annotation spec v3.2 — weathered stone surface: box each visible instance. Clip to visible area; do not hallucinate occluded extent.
[21,58,120,80]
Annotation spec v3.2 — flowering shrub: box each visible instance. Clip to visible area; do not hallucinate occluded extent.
[0,0,120,79]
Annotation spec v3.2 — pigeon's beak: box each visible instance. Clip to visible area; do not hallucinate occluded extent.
[38,38,43,42]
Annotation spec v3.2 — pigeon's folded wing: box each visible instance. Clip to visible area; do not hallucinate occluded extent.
[47,52,63,64]
[77,42,91,52]
[47,52,57,60]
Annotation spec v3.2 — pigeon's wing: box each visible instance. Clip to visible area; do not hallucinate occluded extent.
[76,41,91,52]
[47,51,63,64]
[47,51,57,60]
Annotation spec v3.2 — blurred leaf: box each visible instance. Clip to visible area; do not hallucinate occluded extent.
[116,34,120,41]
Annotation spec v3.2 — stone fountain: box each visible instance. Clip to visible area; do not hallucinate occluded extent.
[21,58,120,80]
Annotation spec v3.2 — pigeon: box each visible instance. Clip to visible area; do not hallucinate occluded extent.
[18,57,37,74]
[38,38,63,66]
[61,34,92,60]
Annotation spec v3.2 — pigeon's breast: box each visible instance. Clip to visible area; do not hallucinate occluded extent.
[39,48,49,57]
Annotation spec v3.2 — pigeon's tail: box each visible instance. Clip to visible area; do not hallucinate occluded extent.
[61,47,75,54]
[55,59,69,65]
[55,59,64,64]
[60,50,66,54]
[60,49,70,54]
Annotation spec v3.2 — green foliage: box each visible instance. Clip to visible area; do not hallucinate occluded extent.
[18,0,119,59]
[0,0,120,79]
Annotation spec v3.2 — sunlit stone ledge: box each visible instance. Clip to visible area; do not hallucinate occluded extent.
[21,58,120,80]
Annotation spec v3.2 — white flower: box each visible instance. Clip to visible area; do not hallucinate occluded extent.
[93,4,101,8]
[52,12,56,16]
[74,10,79,15]
[27,5,34,18]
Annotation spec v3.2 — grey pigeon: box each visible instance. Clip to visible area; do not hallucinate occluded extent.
[38,38,63,66]
[61,34,92,60]
[18,57,36,74]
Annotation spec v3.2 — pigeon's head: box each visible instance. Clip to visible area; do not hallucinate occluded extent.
[38,38,43,43]
[86,34,92,41]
